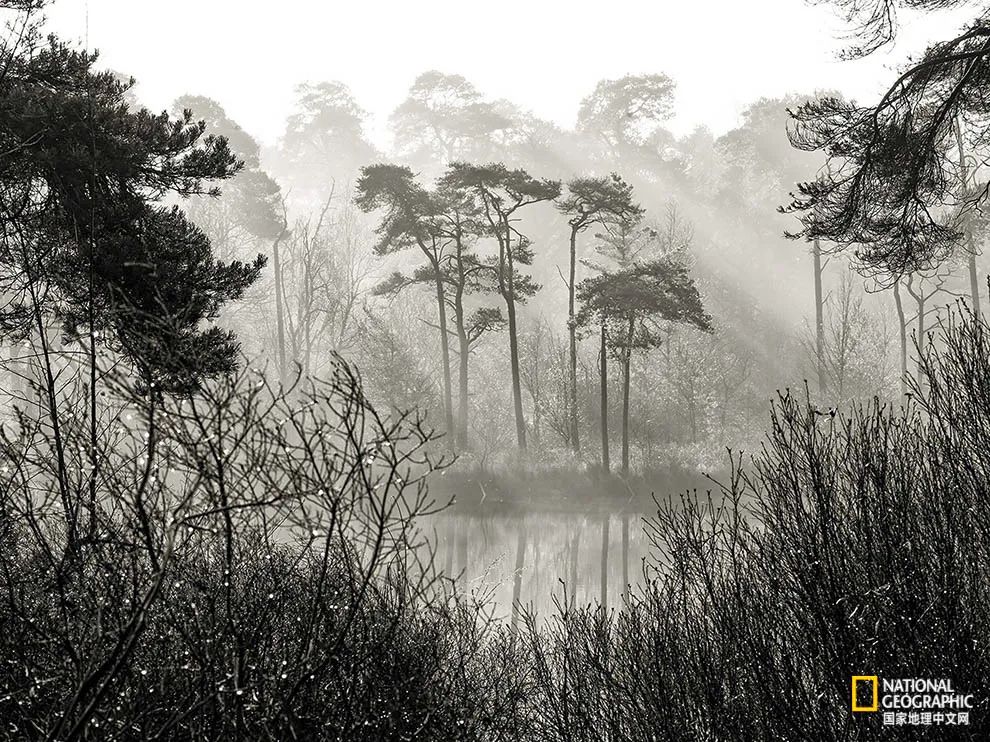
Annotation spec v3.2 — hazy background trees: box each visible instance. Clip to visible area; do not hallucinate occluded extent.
[134,62,939,474]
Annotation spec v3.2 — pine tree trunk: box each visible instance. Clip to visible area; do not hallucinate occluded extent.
[568,227,580,452]
[893,279,908,397]
[272,235,287,385]
[303,261,313,377]
[503,237,527,451]
[506,295,527,450]
[813,238,826,397]
[599,322,610,473]
[621,317,633,476]
[454,297,470,449]
[433,273,455,449]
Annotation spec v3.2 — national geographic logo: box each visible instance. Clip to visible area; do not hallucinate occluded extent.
[852,676,879,712]
[852,675,974,727]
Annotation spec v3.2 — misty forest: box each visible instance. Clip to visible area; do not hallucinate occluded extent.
[3,0,990,739]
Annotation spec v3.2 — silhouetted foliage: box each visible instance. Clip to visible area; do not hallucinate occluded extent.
[810,0,973,57]
[0,33,264,393]
[785,8,990,281]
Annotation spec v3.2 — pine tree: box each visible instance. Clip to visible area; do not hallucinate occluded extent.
[577,260,711,474]
[556,174,643,452]
[441,162,561,452]
[0,35,264,395]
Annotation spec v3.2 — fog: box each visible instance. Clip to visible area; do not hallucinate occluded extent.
[34,0,980,614]
[5,1,990,735]
[48,0,969,146]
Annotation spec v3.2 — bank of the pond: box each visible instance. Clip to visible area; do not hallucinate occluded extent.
[428,462,723,516]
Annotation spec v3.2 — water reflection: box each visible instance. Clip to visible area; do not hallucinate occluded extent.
[432,512,653,620]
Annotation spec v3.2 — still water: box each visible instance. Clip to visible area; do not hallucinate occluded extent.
[431,511,654,620]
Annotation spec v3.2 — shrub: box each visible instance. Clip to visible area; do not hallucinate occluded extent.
[523,306,990,741]
[0,357,525,740]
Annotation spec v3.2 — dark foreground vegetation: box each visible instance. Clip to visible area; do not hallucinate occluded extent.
[523,307,990,741]
[3,307,990,740]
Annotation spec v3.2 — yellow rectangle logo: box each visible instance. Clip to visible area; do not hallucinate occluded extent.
[852,675,879,712]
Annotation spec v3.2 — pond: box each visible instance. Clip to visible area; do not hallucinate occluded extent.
[431,510,655,622]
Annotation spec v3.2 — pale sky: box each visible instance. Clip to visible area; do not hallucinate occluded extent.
[45,0,976,148]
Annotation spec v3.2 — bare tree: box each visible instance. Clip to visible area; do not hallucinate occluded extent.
[280,186,374,376]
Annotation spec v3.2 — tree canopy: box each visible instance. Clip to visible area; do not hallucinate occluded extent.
[0,36,264,393]
[577,74,677,150]
[576,259,712,344]
[390,71,511,166]
[557,174,644,234]
[786,2,990,279]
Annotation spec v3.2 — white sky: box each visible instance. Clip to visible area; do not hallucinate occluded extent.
[45,0,976,148]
